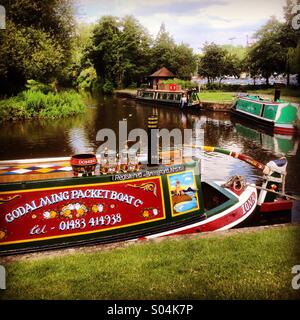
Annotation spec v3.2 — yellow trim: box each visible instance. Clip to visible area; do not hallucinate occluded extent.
[202,146,214,152]
[167,170,200,217]
[0,176,166,246]
[0,176,159,195]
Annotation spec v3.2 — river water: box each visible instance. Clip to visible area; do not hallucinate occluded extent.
[1,93,300,201]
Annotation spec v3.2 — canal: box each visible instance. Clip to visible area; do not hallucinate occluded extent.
[1,93,300,204]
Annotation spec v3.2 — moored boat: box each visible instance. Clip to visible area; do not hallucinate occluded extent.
[136,85,200,108]
[0,146,293,255]
[232,94,300,135]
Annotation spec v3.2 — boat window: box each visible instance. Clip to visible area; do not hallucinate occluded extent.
[162,93,168,100]
[168,94,175,101]
[175,94,181,101]
[157,93,161,100]
[142,92,154,98]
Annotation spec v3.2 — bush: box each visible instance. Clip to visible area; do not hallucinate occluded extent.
[25,79,55,94]
[102,80,114,94]
[76,66,98,90]
[161,78,197,89]
[0,89,86,121]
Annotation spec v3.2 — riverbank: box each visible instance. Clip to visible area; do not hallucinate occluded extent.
[0,90,86,121]
[1,224,299,300]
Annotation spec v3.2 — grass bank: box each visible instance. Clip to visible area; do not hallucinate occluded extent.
[1,225,299,300]
[198,91,235,103]
[0,90,86,121]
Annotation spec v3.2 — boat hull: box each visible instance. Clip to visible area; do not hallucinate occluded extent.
[136,89,200,109]
[232,97,299,135]
[0,162,256,255]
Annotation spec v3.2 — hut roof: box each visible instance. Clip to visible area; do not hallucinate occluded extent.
[149,67,175,78]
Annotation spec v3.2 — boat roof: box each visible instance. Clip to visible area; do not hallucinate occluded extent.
[239,95,288,105]
[0,152,194,184]
[149,67,175,78]
[138,88,187,93]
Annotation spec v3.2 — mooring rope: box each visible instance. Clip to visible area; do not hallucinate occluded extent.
[183,144,271,174]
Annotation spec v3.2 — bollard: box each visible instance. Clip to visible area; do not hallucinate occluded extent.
[147,115,159,165]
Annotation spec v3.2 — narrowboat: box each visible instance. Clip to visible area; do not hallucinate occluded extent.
[136,85,200,108]
[231,119,299,156]
[232,94,300,135]
[0,146,293,255]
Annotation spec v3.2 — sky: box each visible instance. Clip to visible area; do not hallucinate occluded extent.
[74,0,287,53]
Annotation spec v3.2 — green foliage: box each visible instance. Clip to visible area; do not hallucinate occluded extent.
[0,89,86,121]
[25,80,55,94]
[102,80,114,94]
[198,43,241,83]
[76,66,98,90]
[221,44,247,60]
[289,41,300,74]
[85,15,152,91]
[86,18,197,92]
[245,17,287,84]
[150,24,197,78]
[161,78,197,89]
[0,0,75,94]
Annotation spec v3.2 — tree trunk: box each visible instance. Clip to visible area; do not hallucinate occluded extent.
[266,76,269,86]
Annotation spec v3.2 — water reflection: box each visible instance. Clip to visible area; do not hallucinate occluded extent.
[0,93,299,195]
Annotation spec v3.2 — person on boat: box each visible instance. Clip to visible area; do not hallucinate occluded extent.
[180,94,187,109]
[175,180,184,196]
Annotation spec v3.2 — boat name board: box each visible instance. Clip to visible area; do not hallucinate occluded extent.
[112,165,185,181]
[241,192,256,215]
[0,177,166,246]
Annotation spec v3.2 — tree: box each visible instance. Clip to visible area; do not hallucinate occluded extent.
[117,16,151,87]
[0,0,75,94]
[172,44,197,79]
[150,23,197,79]
[279,0,300,85]
[198,43,240,83]
[246,17,287,85]
[149,23,176,73]
[86,15,152,90]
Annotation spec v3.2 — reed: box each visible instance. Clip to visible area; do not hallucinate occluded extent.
[0,89,86,121]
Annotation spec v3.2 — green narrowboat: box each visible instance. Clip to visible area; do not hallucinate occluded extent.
[136,87,200,109]
[232,95,300,135]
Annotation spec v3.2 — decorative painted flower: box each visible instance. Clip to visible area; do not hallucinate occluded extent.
[91,204,98,213]
[142,210,150,218]
[152,208,158,216]
[76,204,88,217]
[61,206,72,219]
[43,211,51,219]
[0,230,6,240]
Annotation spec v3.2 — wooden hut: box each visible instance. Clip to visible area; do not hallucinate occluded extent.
[148,67,175,89]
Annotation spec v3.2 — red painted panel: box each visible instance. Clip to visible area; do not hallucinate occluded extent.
[260,200,293,213]
[0,177,165,246]
[169,84,177,91]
